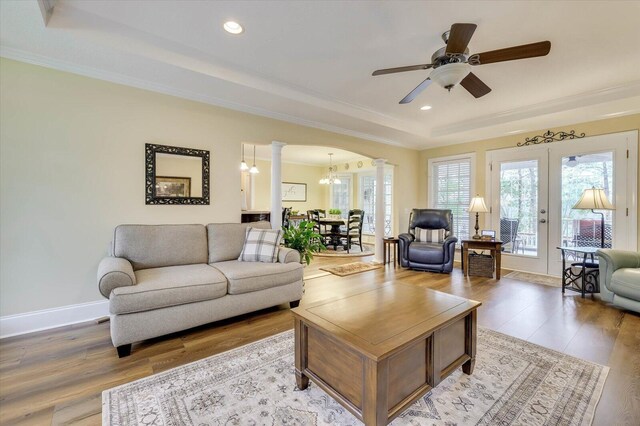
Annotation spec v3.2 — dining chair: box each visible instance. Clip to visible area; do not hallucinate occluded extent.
[339,209,364,253]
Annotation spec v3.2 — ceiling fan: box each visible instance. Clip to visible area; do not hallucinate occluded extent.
[372,23,551,103]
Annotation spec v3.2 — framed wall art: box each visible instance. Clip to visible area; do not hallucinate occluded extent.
[282,182,307,202]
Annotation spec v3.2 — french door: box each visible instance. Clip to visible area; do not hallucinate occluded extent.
[488,147,549,273]
[487,131,637,276]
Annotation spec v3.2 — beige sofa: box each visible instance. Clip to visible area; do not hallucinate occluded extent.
[97,221,303,357]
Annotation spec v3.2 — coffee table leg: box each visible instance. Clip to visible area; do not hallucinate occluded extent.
[294,319,309,390]
[462,310,477,375]
[363,358,389,426]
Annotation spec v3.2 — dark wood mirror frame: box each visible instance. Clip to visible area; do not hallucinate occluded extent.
[145,143,210,205]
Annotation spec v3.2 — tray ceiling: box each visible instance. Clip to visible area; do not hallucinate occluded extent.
[1,1,639,149]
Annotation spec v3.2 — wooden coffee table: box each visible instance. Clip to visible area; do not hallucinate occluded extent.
[292,283,481,426]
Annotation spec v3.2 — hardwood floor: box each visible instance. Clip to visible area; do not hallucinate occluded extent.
[1,255,638,425]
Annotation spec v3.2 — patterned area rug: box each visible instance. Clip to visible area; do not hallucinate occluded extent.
[103,328,608,426]
[505,271,562,287]
[319,261,382,277]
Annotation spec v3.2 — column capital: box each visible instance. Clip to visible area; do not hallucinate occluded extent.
[271,141,287,149]
[373,158,387,167]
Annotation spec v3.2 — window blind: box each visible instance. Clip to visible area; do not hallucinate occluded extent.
[432,158,472,242]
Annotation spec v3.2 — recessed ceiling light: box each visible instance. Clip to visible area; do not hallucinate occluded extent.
[223,21,243,35]
[420,105,432,111]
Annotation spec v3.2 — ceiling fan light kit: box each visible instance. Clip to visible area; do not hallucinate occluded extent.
[429,62,471,91]
[372,23,551,104]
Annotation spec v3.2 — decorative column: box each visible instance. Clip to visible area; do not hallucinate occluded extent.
[374,158,387,264]
[271,141,286,229]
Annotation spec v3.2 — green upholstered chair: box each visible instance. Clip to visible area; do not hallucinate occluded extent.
[597,249,640,313]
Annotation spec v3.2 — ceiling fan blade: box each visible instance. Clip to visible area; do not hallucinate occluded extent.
[469,41,551,65]
[445,23,477,55]
[372,64,432,76]
[460,72,491,98]
[399,78,432,104]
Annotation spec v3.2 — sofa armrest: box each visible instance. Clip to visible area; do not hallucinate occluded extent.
[597,249,640,271]
[597,249,640,301]
[398,233,414,244]
[442,236,458,262]
[278,247,301,264]
[97,257,136,298]
[398,233,414,267]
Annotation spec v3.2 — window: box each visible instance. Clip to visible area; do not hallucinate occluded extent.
[359,172,392,236]
[330,175,351,219]
[429,155,474,243]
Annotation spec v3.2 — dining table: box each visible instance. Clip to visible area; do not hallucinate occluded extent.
[318,218,346,250]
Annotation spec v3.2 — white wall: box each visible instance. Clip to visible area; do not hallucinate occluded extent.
[0,58,420,317]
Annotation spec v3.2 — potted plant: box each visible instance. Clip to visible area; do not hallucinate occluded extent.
[328,208,342,219]
[282,221,325,265]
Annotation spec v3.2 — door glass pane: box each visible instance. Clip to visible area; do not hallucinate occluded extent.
[500,160,538,256]
[561,152,614,248]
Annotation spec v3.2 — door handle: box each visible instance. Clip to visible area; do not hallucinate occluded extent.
[539,219,547,223]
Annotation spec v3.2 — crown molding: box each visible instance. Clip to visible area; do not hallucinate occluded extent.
[0,47,412,149]
[431,81,640,138]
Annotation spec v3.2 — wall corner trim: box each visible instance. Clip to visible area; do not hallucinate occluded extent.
[0,300,109,339]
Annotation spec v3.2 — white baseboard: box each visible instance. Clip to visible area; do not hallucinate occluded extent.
[0,300,109,339]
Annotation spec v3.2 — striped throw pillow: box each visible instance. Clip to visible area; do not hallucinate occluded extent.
[415,227,445,243]
[238,227,283,263]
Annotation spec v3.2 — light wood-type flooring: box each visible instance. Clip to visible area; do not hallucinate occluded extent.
[1,254,638,425]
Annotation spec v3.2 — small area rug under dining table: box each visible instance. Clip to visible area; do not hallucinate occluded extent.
[103,328,607,426]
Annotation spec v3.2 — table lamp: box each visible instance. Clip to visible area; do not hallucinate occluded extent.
[572,186,614,248]
[468,195,489,239]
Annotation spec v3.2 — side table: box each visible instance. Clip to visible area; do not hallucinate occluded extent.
[557,246,600,298]
[383,237,400,267]
[461,239,503,279]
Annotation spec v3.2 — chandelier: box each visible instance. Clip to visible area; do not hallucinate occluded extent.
[319,153,341,185]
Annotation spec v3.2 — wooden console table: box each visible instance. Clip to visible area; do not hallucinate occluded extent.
[241,211,270,223]
[461,239,503,279]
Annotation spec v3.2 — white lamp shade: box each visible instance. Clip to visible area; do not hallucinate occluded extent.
[468,196,489,213]
[249,165,259,174]
[240,161,249,171]
[430,63,470,89]
[573,187,614,210]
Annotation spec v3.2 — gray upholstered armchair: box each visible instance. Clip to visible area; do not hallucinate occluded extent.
[398,209,457,273]
[597,249,640,313]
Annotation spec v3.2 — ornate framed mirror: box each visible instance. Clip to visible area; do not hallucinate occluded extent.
[145,143,210,205]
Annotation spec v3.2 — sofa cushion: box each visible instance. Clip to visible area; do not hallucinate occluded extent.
[113,224,207,270]
[207,221,271,263]
[211,260,303,295]
[609,268,640,300]
[408,242,444,264]
[238,227,283,263]
[110,264,227,314]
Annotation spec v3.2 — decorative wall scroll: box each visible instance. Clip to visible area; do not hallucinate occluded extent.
[517,130,586,147]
